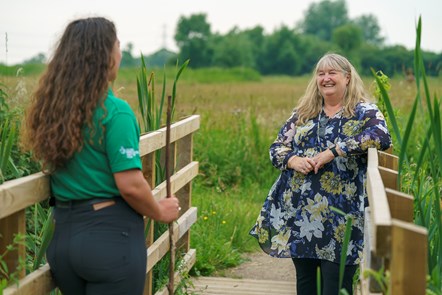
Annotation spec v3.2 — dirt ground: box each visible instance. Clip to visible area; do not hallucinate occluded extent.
[213,251,296,282]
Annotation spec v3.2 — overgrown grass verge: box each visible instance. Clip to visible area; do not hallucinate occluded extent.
[373,17,441,294]
[191,183,271,275]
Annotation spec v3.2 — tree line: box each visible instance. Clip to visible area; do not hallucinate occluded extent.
[169,0,441,77]
[20,0,442,77]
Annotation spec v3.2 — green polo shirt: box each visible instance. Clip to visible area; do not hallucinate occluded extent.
[51,89,142,201]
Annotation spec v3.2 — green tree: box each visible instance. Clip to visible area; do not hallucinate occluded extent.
[174,13,212,68]
[298,0,349,41]
[242,26,265,69]
[353,14,384,46]
[260,26,301,75]
[120,42,139,68]
[383,45,413,76]
[422,51,442,76]
[332,24,363,68]
[297,35,337,74]
[23,53,46,64]
[332,24,363,53]
[211,28,255,68]
[359,45,390,76]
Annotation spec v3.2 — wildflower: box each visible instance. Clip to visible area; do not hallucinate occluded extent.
[212,211,217,215]
[203,216,208,221]
[222,220,226,224]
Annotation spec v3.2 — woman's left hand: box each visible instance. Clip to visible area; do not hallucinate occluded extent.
[312,150,335,174]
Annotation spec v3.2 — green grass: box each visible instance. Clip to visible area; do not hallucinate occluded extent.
[0,63,46,77]
[191,183,270,275]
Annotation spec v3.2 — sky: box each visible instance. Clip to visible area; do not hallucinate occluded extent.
[0,0,441,65]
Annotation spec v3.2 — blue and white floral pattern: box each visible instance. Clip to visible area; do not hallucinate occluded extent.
[249,102,391,265]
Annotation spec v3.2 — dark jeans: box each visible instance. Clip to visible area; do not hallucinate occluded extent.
[47,197,146,295]
[292,258,358,295]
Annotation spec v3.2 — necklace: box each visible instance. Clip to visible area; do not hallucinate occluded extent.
[317,107,343,148]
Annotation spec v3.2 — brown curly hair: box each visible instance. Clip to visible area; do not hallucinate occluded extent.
[23,17,117,172]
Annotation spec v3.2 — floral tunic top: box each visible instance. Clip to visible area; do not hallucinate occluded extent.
[249,102,391,265]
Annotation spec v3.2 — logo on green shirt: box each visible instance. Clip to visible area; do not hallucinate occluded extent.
[119,146,140,159]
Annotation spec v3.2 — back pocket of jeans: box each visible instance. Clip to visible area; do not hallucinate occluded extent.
[79,230,131,271]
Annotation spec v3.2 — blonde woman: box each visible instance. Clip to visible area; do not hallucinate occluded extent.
[250,53,391,295]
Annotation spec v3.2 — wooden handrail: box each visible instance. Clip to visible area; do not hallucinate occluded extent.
[0,115,200,295]
[362,148,428,295]
[366,148,392,256]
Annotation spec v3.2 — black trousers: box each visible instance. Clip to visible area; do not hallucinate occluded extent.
[292,258,358,295]
[47,197,146,295]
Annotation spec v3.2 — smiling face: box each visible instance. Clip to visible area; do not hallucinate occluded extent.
[316,67,349,101]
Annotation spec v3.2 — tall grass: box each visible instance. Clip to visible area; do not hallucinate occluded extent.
[374,17,441,294]
[136,56,192,293]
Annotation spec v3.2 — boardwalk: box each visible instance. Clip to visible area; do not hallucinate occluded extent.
[189,252,296,295]
[189,277,296,295]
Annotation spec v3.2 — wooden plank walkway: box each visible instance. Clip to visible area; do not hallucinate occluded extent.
[189,277,296,295]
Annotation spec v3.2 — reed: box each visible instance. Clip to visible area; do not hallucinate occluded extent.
[374,17,441,294]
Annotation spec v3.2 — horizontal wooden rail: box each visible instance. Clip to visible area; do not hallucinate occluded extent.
[146,207,197,272]
[151,162,199,201]
[2,264,55,295]
[0,173,49,219]
[139,115,200,157]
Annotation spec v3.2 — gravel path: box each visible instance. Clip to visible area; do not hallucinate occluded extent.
[214,251,297,282]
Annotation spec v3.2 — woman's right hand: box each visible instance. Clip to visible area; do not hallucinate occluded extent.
[157,196,180,223]
[287,155,315,175]
[115,169,181,221]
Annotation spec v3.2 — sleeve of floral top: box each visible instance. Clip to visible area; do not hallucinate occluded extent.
[269,111,298,170]
[338,103,392,156]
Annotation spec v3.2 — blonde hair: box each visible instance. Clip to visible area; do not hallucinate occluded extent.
[295,53,371,125]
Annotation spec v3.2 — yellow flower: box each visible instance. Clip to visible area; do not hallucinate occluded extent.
[222,220,226,224]
[212,211,217,215]
[334,223,346,242]
[360,139,381,150]
[258,228,269,243]
[320,172,343,194]
[203,216,208,221]
[342,120,365,136]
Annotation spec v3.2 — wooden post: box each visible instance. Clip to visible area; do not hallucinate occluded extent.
[385,188,414,222]
[175,134,193,254]
[0,210,26,280]
[379,166,399,191]
[361,207,384,293]
[378,150,398,171]
[142,152,156,295]
[390,219,427,295]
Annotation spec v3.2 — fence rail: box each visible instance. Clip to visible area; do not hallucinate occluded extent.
[361,148,428,295]
[0,115,200,295]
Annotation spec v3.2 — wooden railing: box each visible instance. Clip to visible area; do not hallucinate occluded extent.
[361,148,428,295]
[0,115,200,295]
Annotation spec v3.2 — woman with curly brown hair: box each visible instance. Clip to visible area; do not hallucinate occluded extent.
[23,17,179,295]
